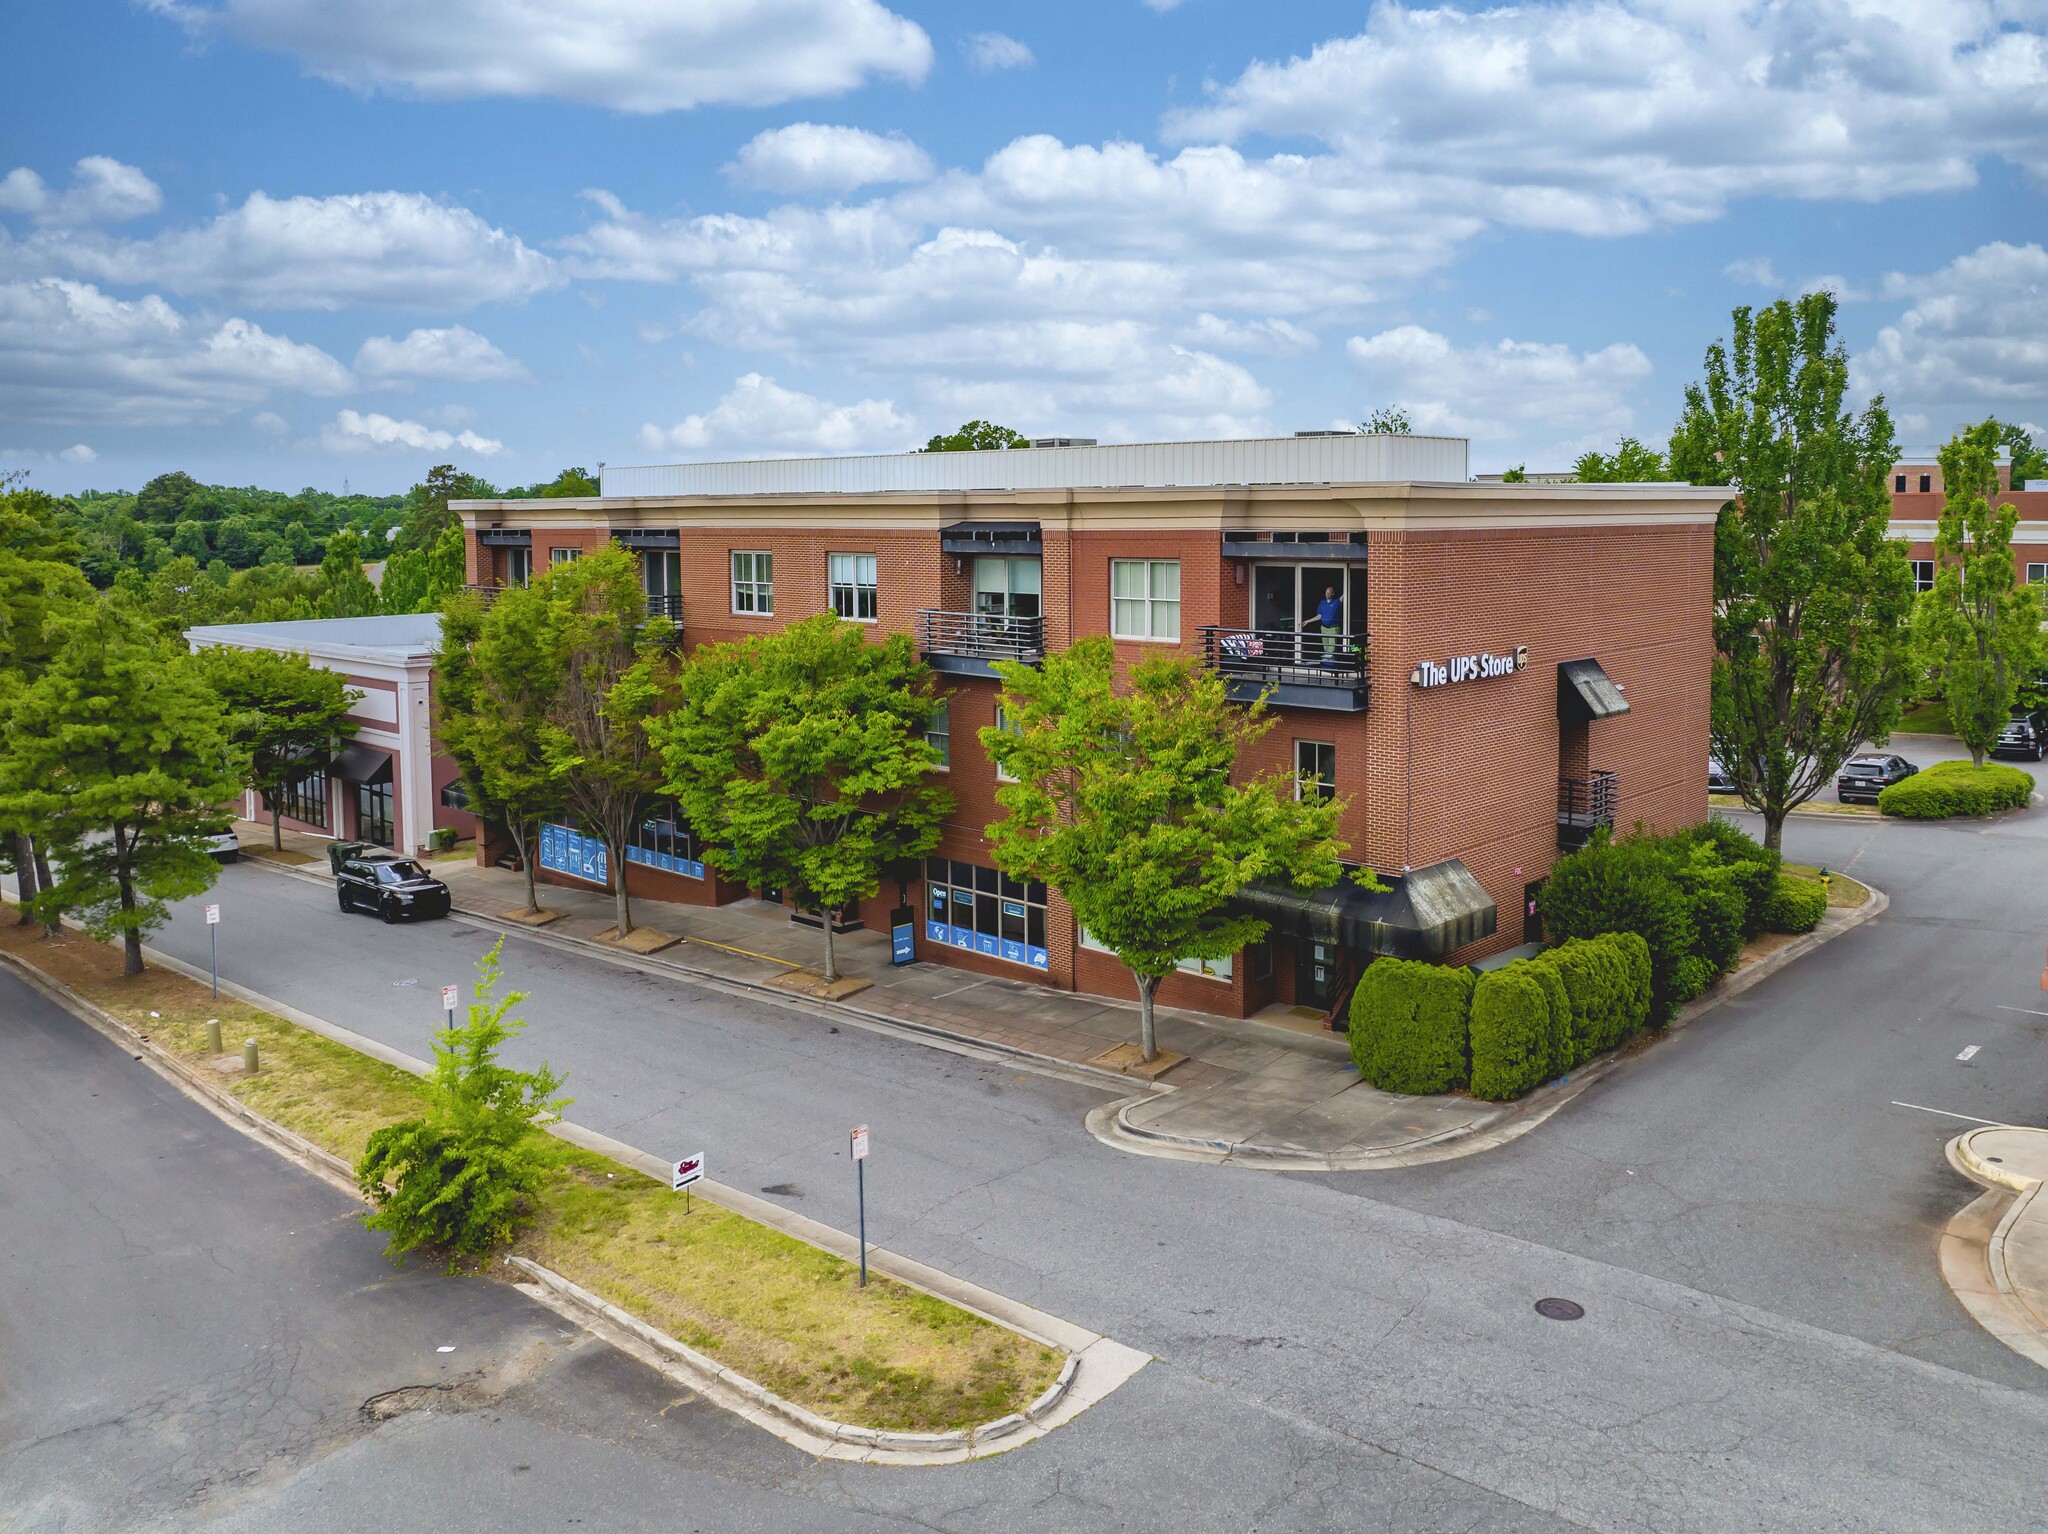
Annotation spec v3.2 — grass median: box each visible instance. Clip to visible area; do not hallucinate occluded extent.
[0,909,1060,1433]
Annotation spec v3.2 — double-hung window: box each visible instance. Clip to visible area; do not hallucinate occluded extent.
[1295,740,1336,800]
[829,553,878,620]
[992,705,1021,781]
[731,551,774,614]
[1911,559,1936,593]
[1111,559,1181,640]
[2028,564,2048,586]
[927,700,951,768]
[549,546,580,565]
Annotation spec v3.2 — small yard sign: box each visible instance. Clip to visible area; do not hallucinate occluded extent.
[671,1152,704,1191]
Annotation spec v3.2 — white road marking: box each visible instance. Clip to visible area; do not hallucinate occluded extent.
[1957,1045,1982,1062]
[437,1345,456,1353]
[1890,1100,2010,1126]
[1997,1005,2048,1018]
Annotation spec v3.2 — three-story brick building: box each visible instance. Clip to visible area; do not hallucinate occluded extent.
[455,435,1726,1022]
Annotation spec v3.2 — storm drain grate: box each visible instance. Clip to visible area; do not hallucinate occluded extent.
[1534,1298,1585,1321]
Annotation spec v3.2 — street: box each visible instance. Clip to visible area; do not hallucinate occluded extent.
[9,799,2048,1529]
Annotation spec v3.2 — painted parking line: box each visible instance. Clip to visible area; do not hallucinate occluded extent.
[1957,1045,1982,1062]
[1997,1005,2048,1018]
[1890,1100,2011,1126]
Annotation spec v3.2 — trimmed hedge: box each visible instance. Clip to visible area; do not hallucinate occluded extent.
[1534,932,1652,1066]
[1348,958,1475,1093]
[1469,965,1563,1101]
[1877,760,2034,818]
[1762,873,1827,933]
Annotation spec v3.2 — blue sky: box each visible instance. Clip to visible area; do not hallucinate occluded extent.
[4,0,2045,494]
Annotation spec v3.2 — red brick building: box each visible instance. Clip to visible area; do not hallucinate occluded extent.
[456,436,1725,1020]
[1886,453,2048,594]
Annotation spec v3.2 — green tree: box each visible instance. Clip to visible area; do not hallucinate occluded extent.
[982,639,1346,1062]
[213,514,263,568]
[1574,436,1672,482]
[355,938,570,1264]
[193,645,361,849]
[0,603,245,974]
[922,421,1027,452]
[535,546,678,938]
[379,522,467,615]
[169,519,211,562]
[133,470,202,530]
[1500,465,1528,483]
[395,463,499,554]
[1995,421,2048,488]
[316,529,382,617]
[536,467,599,497]
[1669,294,1913,851]
[655,614,951,982]
[1360,407,1412,434]
[1914,421,2046,764]
[436,588,567,915]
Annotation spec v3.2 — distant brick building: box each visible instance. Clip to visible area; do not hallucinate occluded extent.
[456,436,1725,1020]
[1886,453,2048,595]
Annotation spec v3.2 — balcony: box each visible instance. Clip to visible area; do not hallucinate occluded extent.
[1198,626,1371,712]
[1557,770,1619,850]
[463,582,504,609]
[644,591,682,622]
[916,610,1044,678]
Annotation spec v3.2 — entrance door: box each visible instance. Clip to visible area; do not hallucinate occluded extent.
[1298,939,1338,1010]
[1523,879,1546,945]
[1251,564,1358,660]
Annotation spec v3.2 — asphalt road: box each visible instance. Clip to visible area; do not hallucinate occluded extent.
[13,791,2048,1529]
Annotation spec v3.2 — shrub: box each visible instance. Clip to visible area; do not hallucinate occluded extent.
[356,940,571,1264]
[1469,963,1564,1101]
[1610,931,1653,1028]
[1348,958,1474,1094]
[1762,873,1828,933]
[1673,852,1748,973]
[1667,821,1780,933]
[1878,760,2035,819]
[1537,833,1695,1023]
[1669,954,1718,1007]
[1536,932,1650,1066]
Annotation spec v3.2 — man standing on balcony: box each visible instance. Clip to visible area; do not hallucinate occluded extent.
[1311,585,1344,663]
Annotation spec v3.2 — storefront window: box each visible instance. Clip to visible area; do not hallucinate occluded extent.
[626,799,705,878]
[1079,927,1233,980]
[270,767,329,829]
[355,780,394,847]
[924,857,1047,970]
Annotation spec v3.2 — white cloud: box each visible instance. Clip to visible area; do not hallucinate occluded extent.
[965,32,1033,72]
[155,0,932,112]
[1184,312,1318,356]
[319,408,504,455]
[0,157,163,226]
[0,277,353,426]
[21,189,560,311]
[251,410,290,435]
[354,324,531,384]
[1345,325,1653,441]
[58,442,96,463]
[1723,257,1780,288]
[638,373,912,455]
[725,124,934,193]
[1854,241,2048,406]
[1167,2,2048,236]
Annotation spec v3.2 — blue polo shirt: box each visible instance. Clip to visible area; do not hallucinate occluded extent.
[1315,594,1343,629]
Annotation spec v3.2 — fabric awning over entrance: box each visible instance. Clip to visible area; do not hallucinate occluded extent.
[1233,858,1498,961]
[330,743,394,785]
[1558,657,1630,721]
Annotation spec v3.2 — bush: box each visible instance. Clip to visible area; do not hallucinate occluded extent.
[1762,873,1828,933]
[1673,853,1748,974]
[1877,760,2035,818]
[1348,958,1475,1093]
[1537,834,1695,1023]
[356,940,571,1264]
[1669,954,1718,1007]
[1666,821,1780,933]
[1470,963,1565,1101]
[1535,932,1650,1066]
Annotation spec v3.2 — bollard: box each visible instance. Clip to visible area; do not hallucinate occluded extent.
[242,1037,259,1075]
[207,1018,222,1055]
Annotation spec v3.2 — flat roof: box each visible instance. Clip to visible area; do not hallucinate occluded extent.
[186,612,442,660]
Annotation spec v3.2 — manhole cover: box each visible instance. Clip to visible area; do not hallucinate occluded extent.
[1534,1297,1585,1321]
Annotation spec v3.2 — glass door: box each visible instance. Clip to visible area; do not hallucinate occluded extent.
[355,781,394,848]
[1298,939,1337,1009]
[1252,565,1359,665]
[641,549,681,618]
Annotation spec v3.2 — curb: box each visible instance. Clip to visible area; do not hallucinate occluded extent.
[1094,883,1891,1173]
[1941,1127,2048,1373]
[503,1256,1077,1464]
[236,851,1159,1098]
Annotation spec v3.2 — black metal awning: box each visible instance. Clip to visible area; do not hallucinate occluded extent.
[940,521,1041,556]
[1558,657,1629,722]
[331,743,394,785]
[476,527,532,547]
[1232,858,1497,961]
[613,527,681,550]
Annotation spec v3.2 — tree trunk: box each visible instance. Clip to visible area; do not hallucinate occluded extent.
[1135,971,1159,1062]
[823,912,838,983]
[33,842,58,937]
[273,796,284,850]
[1759,811,1786,853]
[14,832,38,922]
[612,843,633,937]
[1972,746,1986,769]
[520,827,539,914]
[116,833,142,976]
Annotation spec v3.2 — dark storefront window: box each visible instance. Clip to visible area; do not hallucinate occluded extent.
[356,780,394,848]
[924,857,1047,971]
[626,799,705,878]
[269,767,329,830]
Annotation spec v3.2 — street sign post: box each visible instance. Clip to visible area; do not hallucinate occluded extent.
[440,984,458,1039]
[671,1151,703,1214]
[850,1124,870,1286]
[204,904,220,997]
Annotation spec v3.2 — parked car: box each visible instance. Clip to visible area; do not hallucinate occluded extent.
[336,852,451,923]
[1993,709,2048,761]
[1837,753,1918,804]
[200,824,240,863]
[1708,757,1736,794]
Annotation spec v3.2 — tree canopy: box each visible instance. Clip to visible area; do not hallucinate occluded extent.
[193,644,361,849]
[1360,407,1412,434]
[1574,437,1672,482]
[922,421,1027,452]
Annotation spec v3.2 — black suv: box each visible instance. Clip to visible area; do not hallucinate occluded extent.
[336,852,451,923]
[1836,753,1918,804]
[1994,709,2048,761]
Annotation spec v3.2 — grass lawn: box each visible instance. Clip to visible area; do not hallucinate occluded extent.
[1781,862,1869,909]
[1710,793,1878,818]
[1894,698,1956,736]
[0,910,1059,1432]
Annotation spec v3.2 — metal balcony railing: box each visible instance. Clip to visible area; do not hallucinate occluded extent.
[644,591,682,622]
[1557,770,1619,849]
[916,610,1045,666]
[1199,626,1369,697]
[463,583,504,609]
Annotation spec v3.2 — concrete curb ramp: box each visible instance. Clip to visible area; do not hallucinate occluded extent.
[0,942,1149,1463]
[1942,1125,2048,1372]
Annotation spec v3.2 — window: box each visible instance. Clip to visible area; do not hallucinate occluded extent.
[1894,474,1907,493]
[356,780,394,848]
[376,860,428,884]
[1911,559,1936,593]
[1919,474,1932,493]
[1295,740,1336,800]
[1080,926,1233,981]
[641,550,681,618]
[504,546,532,587]
[438,778,470,810]
[270,767,329,829]
[1111,558,1180,640]
[731,550,774,614]
[829,553,879,621]
[626,799,704,878]
[2029,564,2047,586]
[924,857,1047,970]
[973,556,1041,621]
[549,546,580,565]
[927,700,951,768]
[992,705,1021,781]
